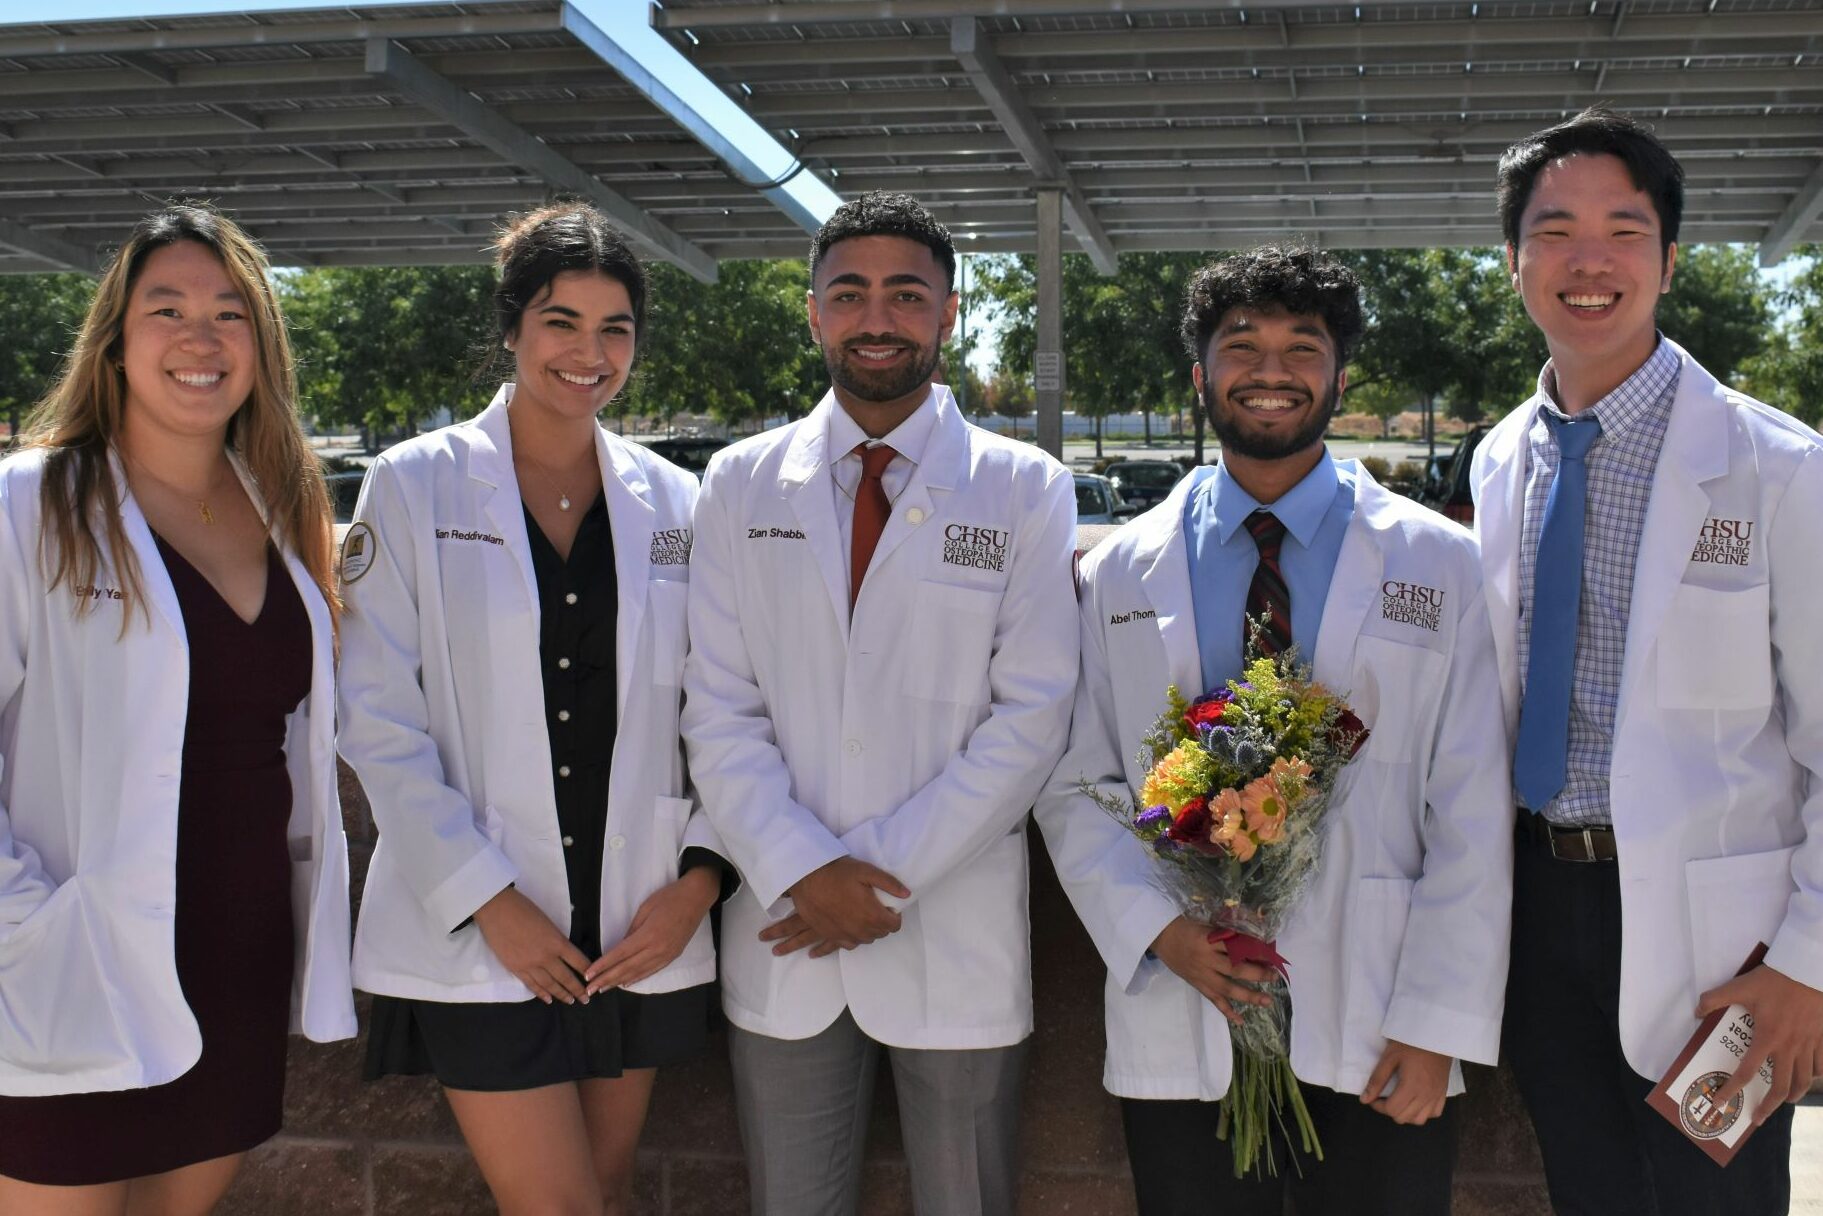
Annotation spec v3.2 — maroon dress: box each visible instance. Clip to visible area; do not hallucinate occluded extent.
[0,539,309,1186]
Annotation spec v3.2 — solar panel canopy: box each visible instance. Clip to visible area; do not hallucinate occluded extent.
[3,0,1821,277]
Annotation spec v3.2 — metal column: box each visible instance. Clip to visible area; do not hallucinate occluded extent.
[1034,186,1064,459]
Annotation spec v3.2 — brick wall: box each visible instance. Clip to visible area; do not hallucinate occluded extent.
[216,764,1550,1216]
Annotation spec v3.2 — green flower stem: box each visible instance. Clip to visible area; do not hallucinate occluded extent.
[1217,1051,1325,1179]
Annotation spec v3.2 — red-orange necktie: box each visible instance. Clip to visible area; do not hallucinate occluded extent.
[849,442,897,610]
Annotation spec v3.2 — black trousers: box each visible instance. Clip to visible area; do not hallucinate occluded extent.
[1505,823,1794,1216]
[1120,1079,1458,1216]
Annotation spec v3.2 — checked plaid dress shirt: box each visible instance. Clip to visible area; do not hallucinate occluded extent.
[1516,337,1680,828]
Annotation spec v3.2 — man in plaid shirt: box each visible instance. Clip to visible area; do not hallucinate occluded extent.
[1472,106,1823,1214]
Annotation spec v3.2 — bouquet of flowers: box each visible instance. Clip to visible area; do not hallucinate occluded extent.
[1086,651,1369,1178]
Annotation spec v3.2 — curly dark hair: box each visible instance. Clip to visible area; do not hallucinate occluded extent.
[809,191,956,291]
[1497,106,1683,257]
[1180,245,1364,367]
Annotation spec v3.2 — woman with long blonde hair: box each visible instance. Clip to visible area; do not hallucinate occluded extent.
[0,204,355,1214]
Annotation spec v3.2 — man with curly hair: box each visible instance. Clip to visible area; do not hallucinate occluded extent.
[1037,245,1513,1215]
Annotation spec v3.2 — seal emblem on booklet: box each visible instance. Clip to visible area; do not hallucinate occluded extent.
[1645,942,1773,1165]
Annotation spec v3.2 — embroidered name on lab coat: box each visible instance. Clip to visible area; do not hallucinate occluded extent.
[1691,517,1754,566]
[943,523,1009,572]
[1108,608,1157,626]
[74,584,125,602]
[745,527,805,541]
[436,528,505,546]
[650,527,693,565]
[1381,580,1444,632]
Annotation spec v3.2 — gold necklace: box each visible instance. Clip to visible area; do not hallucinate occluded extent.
[125,452,225,525]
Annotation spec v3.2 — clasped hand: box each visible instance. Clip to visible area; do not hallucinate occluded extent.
[472,870,720,1005]
[759,857,910,958]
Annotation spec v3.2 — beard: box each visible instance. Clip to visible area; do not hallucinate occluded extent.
[822,333,942,404]
[1201,376,1340,461]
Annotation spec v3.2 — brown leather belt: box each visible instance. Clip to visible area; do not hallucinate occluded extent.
[1519,813,1617,863]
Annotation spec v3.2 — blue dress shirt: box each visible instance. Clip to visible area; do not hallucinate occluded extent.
[1182,454,1357,694]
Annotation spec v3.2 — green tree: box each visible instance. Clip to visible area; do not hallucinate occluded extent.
[1742,246,1823,427]
[0,273,96,445]
[1656,243,1770,384]
[281,265,494,444]
[629,259,821,431]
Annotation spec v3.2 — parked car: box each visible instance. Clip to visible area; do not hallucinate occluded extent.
[1102,459,1184,511]
[644,435,729,479]
[1074,472,1139,525]
[1417,424,1491,525]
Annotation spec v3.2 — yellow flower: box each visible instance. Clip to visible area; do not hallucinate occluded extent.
[1140,740,1216,815]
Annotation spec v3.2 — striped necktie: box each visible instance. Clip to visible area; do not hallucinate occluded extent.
[849,442,897,611]
[1244,510,1291,660]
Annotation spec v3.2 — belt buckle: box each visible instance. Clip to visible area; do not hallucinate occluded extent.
[1580,827,1596,862]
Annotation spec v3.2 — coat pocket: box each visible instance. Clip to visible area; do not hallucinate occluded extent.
[900,581,999,704]
[1657,582,1772,711]
[1350,637,1445,761]
[1684,845,1795,991]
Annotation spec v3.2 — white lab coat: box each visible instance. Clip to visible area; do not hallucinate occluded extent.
[1471,340,1823,1079]
[682,386,1079,1048]
[1034,464,1513,1100]
[0,448,355,1097]
[338,387,719,1002]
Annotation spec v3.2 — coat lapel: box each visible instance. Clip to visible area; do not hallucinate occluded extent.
[1473,405,1533,724]
[1311,464,1386,692]
[107,449,186,642]
[470,389,542,632]
[1617,343,1730,724]
[1136,469,1208,696]
[781,393,853,636]
[598,427,658,719]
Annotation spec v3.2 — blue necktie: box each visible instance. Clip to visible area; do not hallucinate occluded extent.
[1513,413,1603,813]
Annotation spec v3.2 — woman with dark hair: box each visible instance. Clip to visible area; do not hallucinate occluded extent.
[0,204,356,1212]
[338,202,725,1214]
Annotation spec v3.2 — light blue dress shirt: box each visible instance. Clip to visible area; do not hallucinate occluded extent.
[1182,453,1357,694]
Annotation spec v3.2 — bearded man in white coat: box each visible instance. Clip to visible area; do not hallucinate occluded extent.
[682,192,1079,1216]
[1473,106,1823,1216]
[1035,246,1513,1216]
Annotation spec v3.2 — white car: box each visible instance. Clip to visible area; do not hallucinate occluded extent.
[1073,473,1138,525]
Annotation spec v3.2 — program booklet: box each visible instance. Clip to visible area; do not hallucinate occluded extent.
[1645,942,1772,1166]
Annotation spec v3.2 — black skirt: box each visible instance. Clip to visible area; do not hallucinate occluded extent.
[363,983,716,1091]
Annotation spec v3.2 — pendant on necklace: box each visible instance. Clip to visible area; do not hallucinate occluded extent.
[198,501,215,525]
[559,495,572,512]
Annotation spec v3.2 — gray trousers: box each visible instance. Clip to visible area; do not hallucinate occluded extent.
[728,1011,1029,1216]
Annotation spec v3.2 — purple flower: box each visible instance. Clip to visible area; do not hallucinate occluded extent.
[1135,805,1171,833]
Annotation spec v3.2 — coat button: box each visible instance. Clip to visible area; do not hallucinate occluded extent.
[558,657,571,670]
[609,835,627,851]
[562,835,575,847]
[565,592,578,605]
[906,507,926,524]
[558,765,571,778]
[845,739,863,756]
[557,710,570,722]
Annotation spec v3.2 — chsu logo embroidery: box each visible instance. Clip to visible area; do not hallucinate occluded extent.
[1691,517,1753,566]
[942,523,1009,572]
[650,527,693,566]
[1381,580,1444,632]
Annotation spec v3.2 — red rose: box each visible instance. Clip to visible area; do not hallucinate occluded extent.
[1183,692,1233,732]
[1330,708,1370,758]
[1165,796,1211,843]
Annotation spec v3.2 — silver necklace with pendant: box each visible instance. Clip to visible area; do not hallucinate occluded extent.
[518,455,574,512]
